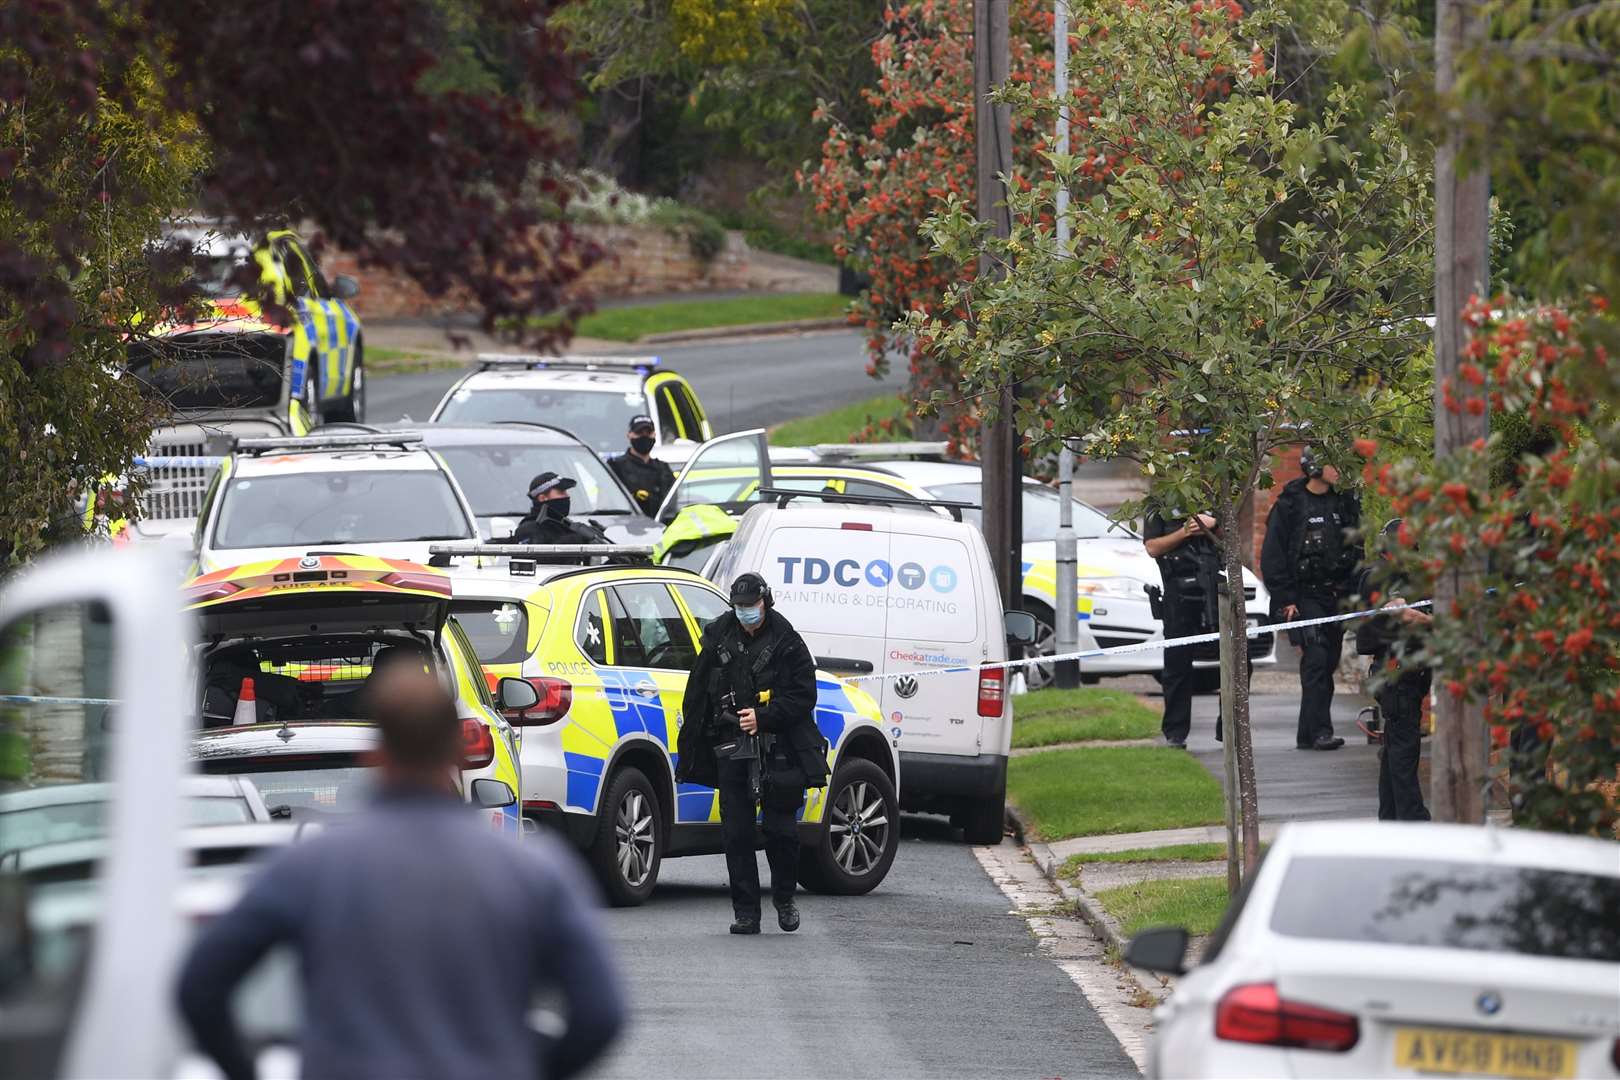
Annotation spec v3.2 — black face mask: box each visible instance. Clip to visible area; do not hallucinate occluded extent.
[630,435,655,455]
[539,496,571,520]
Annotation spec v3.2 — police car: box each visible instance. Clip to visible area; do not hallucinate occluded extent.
[428,544,901,907]
[428,355,711,457]
[182,555,525,832]
[190,432,479,575]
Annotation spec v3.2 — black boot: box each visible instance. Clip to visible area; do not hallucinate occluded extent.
[730,914,760,935]
[775,899,800,933]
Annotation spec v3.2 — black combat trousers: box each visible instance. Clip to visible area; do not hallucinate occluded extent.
[1377,673,1431,821]
[717,753,804,919]
[1295,593,1345,747]
[1160,614,1197,744]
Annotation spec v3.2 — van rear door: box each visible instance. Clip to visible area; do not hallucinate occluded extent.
[758,516,891,688]
[876,522,987,759]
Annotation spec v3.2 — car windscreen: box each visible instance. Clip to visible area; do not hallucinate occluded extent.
[1269,855,1620,962]
[0,797,253,852]
[451,601,532,665]
[201,758,378,822]
[435,388,647,455]
[127,334,286,410]
[435,443,637,518]
[930,482,1132,541]
[212,470,475,549]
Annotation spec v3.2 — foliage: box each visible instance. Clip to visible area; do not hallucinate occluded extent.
[1365,298,1620,836]
[1011,686,1161,747]
[1006,746,1227,840]
[0,0,590,564]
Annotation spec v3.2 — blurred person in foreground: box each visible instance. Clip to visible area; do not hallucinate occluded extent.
[176,664,626,1080]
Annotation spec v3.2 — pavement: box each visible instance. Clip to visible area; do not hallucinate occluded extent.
[589,816,1140,1080]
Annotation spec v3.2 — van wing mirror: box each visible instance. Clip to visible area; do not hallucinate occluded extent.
[1123,926,1189,975]
[1003,610,1038,648]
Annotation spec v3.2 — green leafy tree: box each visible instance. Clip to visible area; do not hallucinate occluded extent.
[909,0,1433,869]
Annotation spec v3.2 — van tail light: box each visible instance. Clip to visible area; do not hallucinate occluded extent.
[513,677,572,726]
[977,666,1006,717]
[460,718,494,769]
[1611,1037,1620,1072]
[1215,983,1359,1052]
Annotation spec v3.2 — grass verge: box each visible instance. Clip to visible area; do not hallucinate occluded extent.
[366,347,466,373]
[1060,843,1229,874]
[572,293,849,342]
[1012,687,1160,748]
[768,393,910,446]
[1093,876,1230,936]
[1007,745,1226,840]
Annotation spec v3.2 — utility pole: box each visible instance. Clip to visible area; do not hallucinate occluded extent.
[975,0,1019,611]
[1052,0,1079,689]
[1432,0,1491,823]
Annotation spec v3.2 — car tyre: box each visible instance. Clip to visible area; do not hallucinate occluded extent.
[588,766,662,907]
[960,793,1006,845]
[798,757,898,895]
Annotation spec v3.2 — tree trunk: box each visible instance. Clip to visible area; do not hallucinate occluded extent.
[1221,529,1261,874]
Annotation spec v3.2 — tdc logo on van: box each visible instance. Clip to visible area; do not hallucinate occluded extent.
[777,557,957,594]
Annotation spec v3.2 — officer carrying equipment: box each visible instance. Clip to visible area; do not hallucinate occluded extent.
[1355,519,1432,821]
[507,472,611,557]
[607,414,675,517]
[677,571,827,935]
[1143,508,1225,748]
[1261,445,1362,751]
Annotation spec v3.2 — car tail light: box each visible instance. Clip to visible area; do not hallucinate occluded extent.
[460,718,494,769]
[1611,1037,1620,1071]
[182,580,241,604]
[1215,982,1359,1052]
[513,677,571,726]
[380,570,450,595]
[977,666,1006,717]
[524,799,559,812]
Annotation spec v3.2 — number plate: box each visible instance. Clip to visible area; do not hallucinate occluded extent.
[1393,1026,1577,1079]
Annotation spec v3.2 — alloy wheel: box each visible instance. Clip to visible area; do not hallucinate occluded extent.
[829,779,891,877]
[615,789,655,887]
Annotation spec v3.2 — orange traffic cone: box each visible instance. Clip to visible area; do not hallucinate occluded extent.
[233,676,257,726]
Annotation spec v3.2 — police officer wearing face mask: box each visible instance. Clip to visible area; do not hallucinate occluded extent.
[607,414,674,517]
[511,472,610,548]
[675,572,828,935]
[1261,446,1362,751]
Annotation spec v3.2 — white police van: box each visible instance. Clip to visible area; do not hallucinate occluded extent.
[710,490,1035,844]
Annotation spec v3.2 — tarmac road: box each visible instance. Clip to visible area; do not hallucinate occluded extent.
[588,817,1139,1080]
[368,329,910,432]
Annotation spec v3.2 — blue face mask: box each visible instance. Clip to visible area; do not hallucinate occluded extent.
[734,604,764,627]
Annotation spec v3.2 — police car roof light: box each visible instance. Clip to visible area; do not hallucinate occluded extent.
[811,441,950,461]
[425,543,656,570]
[755,487,977,523]
[475,353,660,374]
[234,432,424,455]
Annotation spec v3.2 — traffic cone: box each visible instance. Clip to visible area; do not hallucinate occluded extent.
[233,677,257,726]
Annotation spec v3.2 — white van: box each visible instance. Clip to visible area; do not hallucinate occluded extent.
[711,493,1034,844]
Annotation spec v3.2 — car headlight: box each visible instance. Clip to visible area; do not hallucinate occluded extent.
[1075,577,1147,600]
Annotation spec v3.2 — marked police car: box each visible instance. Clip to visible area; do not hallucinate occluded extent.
[190,432,479,575]
[428,544,901,906]
[429,354,711,458]
[709,493,1037,845]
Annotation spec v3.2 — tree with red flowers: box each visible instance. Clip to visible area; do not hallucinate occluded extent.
[1364,299,1620,836]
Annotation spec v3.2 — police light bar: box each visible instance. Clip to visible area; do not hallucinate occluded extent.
[755,487,977,523]
[811,441,950,461]
[133,456,227,469]
[475,353,660,373]
[234,432,424,455]
[428,544,655,559]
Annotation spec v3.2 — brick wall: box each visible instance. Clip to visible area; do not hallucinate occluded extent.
[1253,443,1305,566]
[320,225,801,320]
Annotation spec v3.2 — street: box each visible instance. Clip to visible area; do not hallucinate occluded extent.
[369,329,910,431]
[592,817,1140,1080]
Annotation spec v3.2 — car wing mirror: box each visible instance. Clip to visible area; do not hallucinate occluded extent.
[331,274,361,300]
[1124,926,1189,975]
[496,676,540,714]
[471,778,517,809]
[1003,609,1038,648]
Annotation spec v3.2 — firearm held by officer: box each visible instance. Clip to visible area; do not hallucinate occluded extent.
[676,572,828,935]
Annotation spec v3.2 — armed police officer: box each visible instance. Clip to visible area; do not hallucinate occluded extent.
[1356,519,1432,820]
[607,414,675,517]
[512,472,611,548]
[1143,507,1229,748]
[676,572,828,935]
[1261,446,1361,751]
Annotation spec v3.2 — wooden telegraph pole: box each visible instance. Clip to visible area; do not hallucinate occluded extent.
[1432,0,1492,822]
[975,1,1020,609]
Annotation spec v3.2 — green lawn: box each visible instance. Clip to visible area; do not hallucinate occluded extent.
[1007,745,1226,840]
[1012,687,1160,748]
[1093,876,1230,936]
[768,393,910,446]
[365,347,464,373]
[1060,843,1229,875]
[574,292,849,342]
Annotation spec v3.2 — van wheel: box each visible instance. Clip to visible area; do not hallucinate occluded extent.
[798,758,898,895]
[961,794,1006,845]
[588,766,661,907]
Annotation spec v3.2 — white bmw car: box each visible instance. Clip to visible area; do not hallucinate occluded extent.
[1126,821,1620,1079]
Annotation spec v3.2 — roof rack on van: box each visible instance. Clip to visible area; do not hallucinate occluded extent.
[811,441,950,462]
[475,353,660,374]
[425,543,655,572]
[756,487,977,523]
[233,432,424,455]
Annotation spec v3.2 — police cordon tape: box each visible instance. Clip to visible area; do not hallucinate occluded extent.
[838,599,1435,683]
[0,694,119,706]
